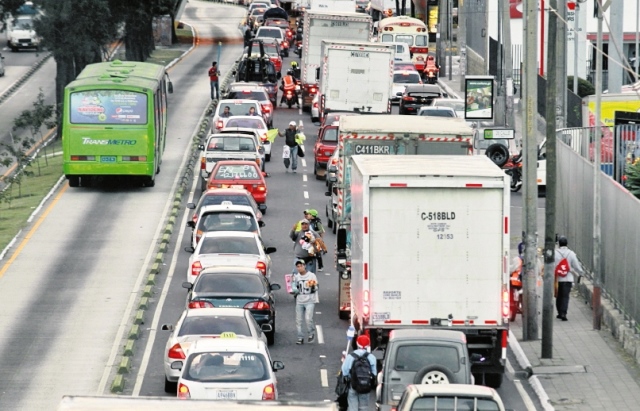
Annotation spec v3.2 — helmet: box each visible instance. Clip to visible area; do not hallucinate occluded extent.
[291,61,298,68]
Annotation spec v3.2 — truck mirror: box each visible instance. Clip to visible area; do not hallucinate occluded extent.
[315,67,320,81]
[337,228,347,251]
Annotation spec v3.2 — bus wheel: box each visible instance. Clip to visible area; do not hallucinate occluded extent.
[156,164,161,174]
[144,176,155,187]
[68,176,79,187]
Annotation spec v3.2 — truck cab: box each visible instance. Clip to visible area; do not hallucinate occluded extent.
[313,123,338,178]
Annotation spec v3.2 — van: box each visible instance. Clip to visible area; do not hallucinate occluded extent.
[389,42,411,62]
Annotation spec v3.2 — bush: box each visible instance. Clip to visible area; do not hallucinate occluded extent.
[567,76,595,98]
[625,157,640,199]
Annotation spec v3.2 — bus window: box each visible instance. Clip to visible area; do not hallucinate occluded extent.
[415,35,428,46]
[395,35,414,47]
[381,34,394,43]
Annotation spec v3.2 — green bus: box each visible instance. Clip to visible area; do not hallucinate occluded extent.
[62,60,173,187]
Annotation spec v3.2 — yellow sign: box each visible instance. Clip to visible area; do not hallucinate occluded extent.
[220,332,237,339]
[587,98,640,128]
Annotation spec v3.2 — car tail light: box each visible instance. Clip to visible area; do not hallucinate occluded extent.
[178,383,190,399]
[191,261,203,277]
[313,101,318,108]
[208,183,222,189]
[254,184,266,192]
[168,343,186,360]
[245,301,270,310]
[216,120,223,129]
[262,383,276,400]
[256,261,267,275]
[402,96,416,102]
[261,104,272,113]
[195,230,203,244]
[200,156,206,170]
[188,300,214,309]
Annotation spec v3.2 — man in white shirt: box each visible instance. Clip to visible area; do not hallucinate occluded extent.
[555,236,584,321]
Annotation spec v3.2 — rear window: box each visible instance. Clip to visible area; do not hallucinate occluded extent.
[227,91,268,102]
[323,128,338,142]
[200,194,251,209]
[224,118,266,130]
[394,73,421,84]
[214,164,261,180]
[206,137,256,152]
[194,273,264,294]
[435,101,465,111]
[257,28,282,38]
[185,352,269,383]
[179,315,251,337]
[218,102,258,116]
[394,345,461,372]
[198,211,258,233]
[419,109,455,117]
[197,235,260,255]
[410,396,500,411]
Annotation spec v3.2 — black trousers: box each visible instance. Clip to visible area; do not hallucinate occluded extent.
[556,282,573,316]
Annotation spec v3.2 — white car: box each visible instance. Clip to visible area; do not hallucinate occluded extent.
[255,27,288,56]
[392,70,423,103]
[417,106,457,118]
[220,127,271,162]
[187,202,263,248]
[431,98,465,118]
[198,133,264,190]
[212,99,265,132]
[162,307,271,393]
[173,337,284,400]
[185,231,276,283]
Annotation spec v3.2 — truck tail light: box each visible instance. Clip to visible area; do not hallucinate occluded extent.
[191,261,203,277]
[364,290,369,303]
[262,383,276,400]
[178,383,190,399]
[363,304,370,317]
[188,300,214,309]
[256,261,267,275]
[502,286,510,318]
[200,156,206,170]
[245,301,270,310]
[195,230,203,244]
[168,343,186,359]
[313,101,318,108]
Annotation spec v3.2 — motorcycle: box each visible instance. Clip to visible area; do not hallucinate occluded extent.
[509,267,523,322]
[424,68,438,84]
[503,154,523,192]
[282,79,300,108]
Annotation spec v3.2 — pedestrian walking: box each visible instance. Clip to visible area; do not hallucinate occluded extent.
[279,121,299,172]
[341,335,376,411]
[290,219,320,274]
[292,259,319,344]
[554,236,584,321]
[304,209,326,271]
[208,61,220,100]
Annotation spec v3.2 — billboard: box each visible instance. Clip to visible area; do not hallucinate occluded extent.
[464,76,494,120]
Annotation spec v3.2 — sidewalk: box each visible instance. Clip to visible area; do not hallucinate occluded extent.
[439,74,640,410]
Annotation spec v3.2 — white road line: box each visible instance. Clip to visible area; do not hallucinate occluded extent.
[506,359,515,375]
[303,174,308,182]
[513,379,538,411]
[319,355,326,358]
[316,325,325,344]
[301,159,307,167]
[304,191,309,199]
[320,369,329,387]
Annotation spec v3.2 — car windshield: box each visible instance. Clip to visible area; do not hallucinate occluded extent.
[435,100,465,111]
[185,352,269,383]
[195,273,264,294]
[251,43,278,56]
[410,396,500,411]
[15,17,33,30]
[197,235,260,255]
[257,29,282,39]
[178,315,251,337]
[213,163,261,180]
[323,128,338,142]
[218,102,258,117]
[224,118,266,130]
[198,212,258,233]
[394,345,460,372]
[419,109,455,117]
[206,137,256,152]
[228,91,268,102]
[251,9,266,16]
[394,73,421,83]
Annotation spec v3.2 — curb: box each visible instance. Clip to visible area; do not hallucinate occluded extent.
[437,79,461,100]
[508,330,533,377]
[0,52,52,105]
[529,375,555,411]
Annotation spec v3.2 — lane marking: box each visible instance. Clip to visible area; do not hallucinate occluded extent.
[303,174,307,182]
[319,355,326,358]
[316,325,324,344]
[506,358,515,375]
[320,369,328,387]
[0,183,68,278]
[513,378,538,411]
[304,191,309,199]
[301,159,307,168]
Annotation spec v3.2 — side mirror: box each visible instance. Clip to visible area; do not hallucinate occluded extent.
[337,228,347,250]
[186,221,195,229]
[186,203,196,209]
[170,361,183,370]
[325,191,331,197]
[265,246,277,254]
[261,323,273,332]
[232,70,237,76]
[182,281,193,290]
[277,72,282,80]
[272,360,285,371]
[161,324,174,331]
[184,246,195,253]
[259,220,266,227]
[168,82,174,94]
[198,144,205,151]
[270,283,281,291]
[258,204,267,212]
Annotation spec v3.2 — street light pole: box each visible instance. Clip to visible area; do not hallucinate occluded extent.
[593,0,604,331]
[573,4,580,94]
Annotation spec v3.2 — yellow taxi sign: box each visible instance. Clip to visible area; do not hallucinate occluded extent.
[220,332,237,339]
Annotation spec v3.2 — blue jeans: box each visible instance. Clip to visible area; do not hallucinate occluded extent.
[292,258,317,275]
[210,80,219,99]
[295,302,315,339]
[347,388,369,411]
[287,144,298,170]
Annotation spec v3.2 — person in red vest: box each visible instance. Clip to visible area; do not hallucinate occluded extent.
[423,55,439,84]
[208,61,220,100]
[279,70,299,107]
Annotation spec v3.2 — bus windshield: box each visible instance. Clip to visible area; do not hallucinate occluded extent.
[69,90,148,125]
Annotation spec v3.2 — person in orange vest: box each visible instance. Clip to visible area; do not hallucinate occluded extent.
[208,61,220,100]
[280,70,299,107]
[423,55,439,83]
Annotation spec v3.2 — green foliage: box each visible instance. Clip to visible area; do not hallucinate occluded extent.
[567,76,596,98]
[625,158,640,199]
[0,0,31,32]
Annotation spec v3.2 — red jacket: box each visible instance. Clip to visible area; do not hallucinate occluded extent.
[208,66,219,81]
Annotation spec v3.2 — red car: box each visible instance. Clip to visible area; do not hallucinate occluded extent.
[319,111,361,129]
[314,124,339,179]
[207,161,268,205]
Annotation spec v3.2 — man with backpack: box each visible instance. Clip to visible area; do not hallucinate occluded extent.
[555,236,584,321]
[341,335,376,411]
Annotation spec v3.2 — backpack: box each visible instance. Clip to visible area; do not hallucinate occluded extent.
[349,352,374,394]
[555,252,570,278]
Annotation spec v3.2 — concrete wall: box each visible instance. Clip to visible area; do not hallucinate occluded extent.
[467,47,486,76]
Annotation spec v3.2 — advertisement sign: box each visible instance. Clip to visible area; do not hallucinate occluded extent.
[70,90,148,125]
[483,129,515,140]
[464,76,494,120]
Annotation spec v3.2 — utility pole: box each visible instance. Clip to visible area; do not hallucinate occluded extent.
[500,0,515,128]
[542,0,558,359]
[448,0,453,80]
[522,0,539,341]
[592,0,604,331]
[556,0,567,128]
[608,1,624,93]
[437,0,447,77]
[573,3,580,94]
[459,0,467,89]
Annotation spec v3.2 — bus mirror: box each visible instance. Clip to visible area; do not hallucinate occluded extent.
[168,82,173,94]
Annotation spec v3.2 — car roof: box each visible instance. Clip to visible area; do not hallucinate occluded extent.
[201,231,258,239]
[224,117,267,126]
[410,383,501,398]
[184,307,248,318]
[388,328,467,343]
[198,265,263,276]
[405,84,441,92]
[220,127,261,135]
[420,106,455,111]
[200,204,255,214]
[202,188,253,196]
[218,99,259,105]
[213,160,261,166]
[433,98,464,103]
[208,133,257,139]
[228,82,268,90]
[253,37,279,44]
[393,70,420,75]
[189,336,266,353]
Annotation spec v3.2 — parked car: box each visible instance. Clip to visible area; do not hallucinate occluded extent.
[187,188,265,227]
[398,84,444,114]
[162,307,271,393]
[173,337,284,399]
[313,124,338,179]
[187,202,263,248]
[417,106,457,118]
[212,99,266,132]
[206,160,268,205]
[391,70,423,103]
[182,266,280,344]
[391,384,506,411]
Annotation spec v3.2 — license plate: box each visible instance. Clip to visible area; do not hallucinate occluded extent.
[231,185,244,189]
[101,156,116,163]
[216,390,237,400]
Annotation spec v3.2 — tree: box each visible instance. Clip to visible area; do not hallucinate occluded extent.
[12,89,55,171]
[567,76,596,98]
[0,0,30,32]
[625,157,640,199]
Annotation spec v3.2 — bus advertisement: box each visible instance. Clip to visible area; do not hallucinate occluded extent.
[377,16,429,71]
[62,60,173,188]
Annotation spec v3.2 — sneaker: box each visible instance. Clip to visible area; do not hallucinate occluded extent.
[556,315,562,319]
[561,316,568,321]
[296,338,304,345]
[318,267,323,272]
[285,169,289,173]
[293,169,297,173]
[308,334,315,343]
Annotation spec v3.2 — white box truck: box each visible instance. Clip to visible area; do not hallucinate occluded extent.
[327,114,475,319]
[300,10,372,110]
[349,154,510,387]
[318,40,395,115]
[310,0,356,12]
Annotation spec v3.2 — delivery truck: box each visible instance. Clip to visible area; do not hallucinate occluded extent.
[301,10,372,111]
[318,40,395,116]
[349,155,510,388]
[310,0,356,12]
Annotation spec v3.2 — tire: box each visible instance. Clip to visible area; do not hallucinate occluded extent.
[287,100,293,109]
[413,365,455,385]
[332,218,337,234]
[339,309,350,320]
[484,373,503,388]
[266,322,275,345]
[68,176,80,187]
[509,289,518,322]
[144,176,155,187]
[485,143,510,168]
[265,153,271,162]
[164,377,176,393]
[200,177,207,192]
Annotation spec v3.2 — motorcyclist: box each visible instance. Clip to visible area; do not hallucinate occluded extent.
[423,55,440,82]
[280,69,299,107]
[290,61,301,80]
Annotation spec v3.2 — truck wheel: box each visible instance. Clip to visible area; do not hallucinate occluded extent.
[332,218,337,234]
[484,373,503,388]
[164,377,176,393]
[414,365,455,385]
[339,310,349,320]
[485,143,510,168]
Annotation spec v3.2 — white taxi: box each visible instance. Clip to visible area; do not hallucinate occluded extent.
[187,202,263,248]
[172,335,284,400]
[162,307,271,393]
